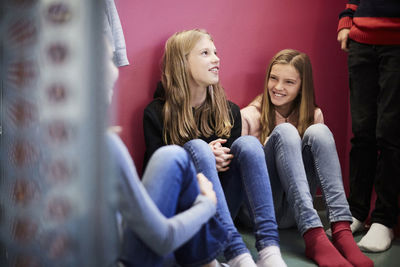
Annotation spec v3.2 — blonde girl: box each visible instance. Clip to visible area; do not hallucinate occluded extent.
[143,29,286,267]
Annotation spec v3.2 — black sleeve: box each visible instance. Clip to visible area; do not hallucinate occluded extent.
[225,101,242,148]
[339,0,358,19]
[142,100,166,171]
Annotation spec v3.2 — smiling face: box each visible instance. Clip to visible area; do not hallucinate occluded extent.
[187,35,220,89]
[267,63,301,116]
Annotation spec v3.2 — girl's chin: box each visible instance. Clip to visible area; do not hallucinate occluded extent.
[270,98,285,104]
[211,78,219,84]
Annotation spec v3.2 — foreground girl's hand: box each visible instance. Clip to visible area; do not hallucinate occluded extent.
[197,173,217,205]
[209,139,234,172]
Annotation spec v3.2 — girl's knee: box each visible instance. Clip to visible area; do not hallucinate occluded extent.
[184,139,214,163]
[231,135,261,152]
[271,123,301,145]
[304,124,334,144]
[304,123,330,135]
[153,145,188,164]
[184,139,210,153]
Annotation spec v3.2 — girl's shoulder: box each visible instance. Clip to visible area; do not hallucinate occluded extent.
[248,94,263,109]
[241,94,262,116]
[144,98,165,122]
[227,100,239,109]
[314,107,324,124]
[241,105,261,119]
[145,98,165,112]
[314,107,323,114]
[227,100,240,115]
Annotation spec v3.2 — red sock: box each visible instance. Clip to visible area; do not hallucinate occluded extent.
[303,227,352,267]
[332,221,374,267]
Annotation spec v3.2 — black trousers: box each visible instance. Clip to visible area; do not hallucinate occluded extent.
[347,40,400,228]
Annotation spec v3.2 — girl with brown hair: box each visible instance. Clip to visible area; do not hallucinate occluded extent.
[241,49,373,267]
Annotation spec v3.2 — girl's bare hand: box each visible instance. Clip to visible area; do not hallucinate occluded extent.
[209,139,233,172]
[209,138,226,148]
[197,173,217,205]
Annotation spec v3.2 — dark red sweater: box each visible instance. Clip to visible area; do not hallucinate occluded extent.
[338,0,400,45]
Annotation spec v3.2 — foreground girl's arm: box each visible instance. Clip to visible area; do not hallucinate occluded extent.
[108,133,216,256]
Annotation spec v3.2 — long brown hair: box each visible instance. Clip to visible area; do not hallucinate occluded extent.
[260,49,316,143]
[161,29,232,145]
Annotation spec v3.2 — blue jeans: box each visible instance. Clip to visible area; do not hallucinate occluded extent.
[120,145,228,267]
[265,123,352,236]
[184,136,280,259]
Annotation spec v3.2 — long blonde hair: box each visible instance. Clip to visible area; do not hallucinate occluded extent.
[260,49,316,143]
[161,29,232,145]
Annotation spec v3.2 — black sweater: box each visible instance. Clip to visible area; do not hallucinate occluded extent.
[142,95,241,171]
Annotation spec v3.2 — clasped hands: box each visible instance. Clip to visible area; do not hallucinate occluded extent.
[209,138,234,172]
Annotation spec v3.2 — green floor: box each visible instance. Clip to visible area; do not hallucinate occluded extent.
[237,212,400,267]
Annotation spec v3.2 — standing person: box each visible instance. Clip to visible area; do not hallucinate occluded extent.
[337,0,400,252]
[143,29,286,267]
[241,49,373,267]
[103,38,227,267]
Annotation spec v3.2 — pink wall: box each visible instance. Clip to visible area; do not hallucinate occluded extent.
[114,0,350,190]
